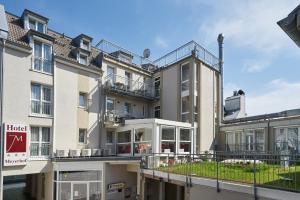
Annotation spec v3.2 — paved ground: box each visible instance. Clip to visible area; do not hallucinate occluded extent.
[3,182,33,200]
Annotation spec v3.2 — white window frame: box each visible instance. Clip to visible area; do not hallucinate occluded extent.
[78,129,87,144]
[134,128,152,155]
[79,53,88,65]
[179,128,191,153]
[274,126,300,152]
[160,125,176,153]
[30,126,51,159]
[28,17,46,33]
[116,130,132,155]
[181,62,190,96]
[31,83,52,116]
[81,39,90,51]
[33,40,52,74]
[244,128,265,151]
[79,92,87,109]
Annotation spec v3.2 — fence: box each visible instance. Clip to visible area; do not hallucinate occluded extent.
[141,152,300,193]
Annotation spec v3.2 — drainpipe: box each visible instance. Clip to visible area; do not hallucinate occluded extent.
[216,34,224,153]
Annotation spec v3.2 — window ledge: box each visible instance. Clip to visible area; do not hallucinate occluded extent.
[29,114,53,119]
[29,68,53,76]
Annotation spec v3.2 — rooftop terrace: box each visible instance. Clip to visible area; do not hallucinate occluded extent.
[95,39,220,72]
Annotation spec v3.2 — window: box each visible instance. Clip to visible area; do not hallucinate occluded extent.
[161,126,176,153]
[78,129,87,144]
[124,102,132,116]
[81,40,89,50]
[31,83,52,116]
[125,71,131,90]
[275,127,299,152]
[106,131,114,144]
[106,98,115,112]
[79,93,87,108]
[179,128,191,153]
[154,106,160,118]
[154,77,160,97]
[117,130,131,154]
[30,127,51,157]
[79,54,88,65]
[244,129,265,151]
[134,128,152,154]
[107,66,115,85]
[181,96,190,122]
[33,41,52,73]
[28,18,45,33]
[181,63,190,93]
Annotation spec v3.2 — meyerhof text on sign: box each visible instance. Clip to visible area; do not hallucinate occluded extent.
[3,123,29,166]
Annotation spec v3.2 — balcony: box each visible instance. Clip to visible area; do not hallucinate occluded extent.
[104,110,137,128]
[141,152,300,193]
[104,74,158,101]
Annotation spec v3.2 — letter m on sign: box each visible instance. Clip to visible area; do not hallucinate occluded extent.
[6,132,26,153]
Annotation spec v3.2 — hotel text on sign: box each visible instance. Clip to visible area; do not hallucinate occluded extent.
[3,123,28,166]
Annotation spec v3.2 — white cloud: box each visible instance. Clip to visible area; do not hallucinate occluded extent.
[246,79,300,116]
[242,59,270,73]
[154,36,168,49]
[199,0,299,54]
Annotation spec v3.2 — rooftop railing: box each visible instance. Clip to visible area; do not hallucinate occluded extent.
[141,152,300,193]
[153,41,220,71]
[96,39,153,69]
[96,39,220,72]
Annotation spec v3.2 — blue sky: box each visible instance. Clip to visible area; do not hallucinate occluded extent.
[1,0,300,115]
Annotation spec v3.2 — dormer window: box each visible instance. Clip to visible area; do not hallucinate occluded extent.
[79,54,88,65]
[29,18,45,33]
[81,40,90,50]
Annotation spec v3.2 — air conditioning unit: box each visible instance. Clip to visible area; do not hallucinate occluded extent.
[81,149,92,157]
[56,150,68,157]
[69,149,81,157]
[92,149,101,156]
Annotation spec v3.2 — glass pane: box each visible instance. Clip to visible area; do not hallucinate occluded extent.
[181,96,190,113]
[42,128,50,142]
[30,143,39,156]
[124,103,131,115]
[117,143,131,154]
[37,22,44,32]
[106,131,114,143]
[135,128,152,142]
[43,87,51,101]
[180,129,190,141]
[31,100,40,113]
[42,102,51,115]
[79,129,86,143]
[31,84,41,100]
[89,182,101,200]
[161,127,175,140]
[161,142,175,153]
[73,183,87,200]
[41,143,50,156]
[31,127,39,141]
[117,131,131,143]
[180,142,190,152]
[58,182,71,200]
[106,99,114,111]
[288,128,298,151]
[134,142,152,154]
[79,94,86,107]
[181,63,189,82]
[29,19,36,30]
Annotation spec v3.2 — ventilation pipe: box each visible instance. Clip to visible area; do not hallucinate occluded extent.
[217,33,224,123]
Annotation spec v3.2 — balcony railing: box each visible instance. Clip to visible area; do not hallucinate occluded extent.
[141,152,300,193]
[153,41,220,71]
[104,110,137,125]
[104,74,157,100]
[96,39,153,70]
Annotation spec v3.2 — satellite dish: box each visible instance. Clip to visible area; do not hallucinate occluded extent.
[143,48,151,58]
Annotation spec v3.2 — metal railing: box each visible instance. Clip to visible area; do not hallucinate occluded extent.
[104,74,157,100]
[104,110,138,124]
[141,152,300,193]
[96,39,153,68]
[153,41,220,71]
[96,39,220,71]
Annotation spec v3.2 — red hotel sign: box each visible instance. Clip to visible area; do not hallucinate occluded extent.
[3,123,28,166]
